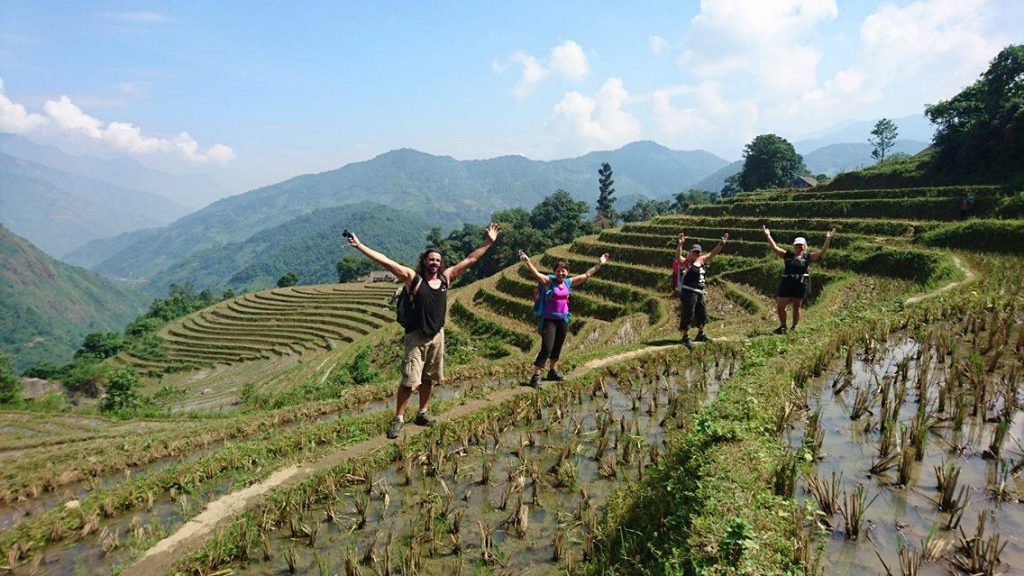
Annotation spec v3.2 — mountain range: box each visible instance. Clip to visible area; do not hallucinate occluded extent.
[0,153,191,258]
[74,141,730,285]
[0,225,149,371]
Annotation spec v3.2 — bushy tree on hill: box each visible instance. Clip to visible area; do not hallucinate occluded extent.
[737,134,806,192]
[336,254,376,283]
[276,271,298,288]
[101,367,144,414]
[926,44,1024,179]
[0,353,22,405]
[869,118,898,163]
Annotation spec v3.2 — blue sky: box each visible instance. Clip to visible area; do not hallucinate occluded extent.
[1,0,1020,196]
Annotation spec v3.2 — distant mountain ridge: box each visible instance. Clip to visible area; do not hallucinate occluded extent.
[138,203,431,295]
[0,133,231,209]
[0,153,192,258]
[0,226,149,371]
[85,141,730,283]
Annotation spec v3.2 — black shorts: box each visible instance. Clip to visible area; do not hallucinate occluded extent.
[777,278,807,299]
[679,290,707,330]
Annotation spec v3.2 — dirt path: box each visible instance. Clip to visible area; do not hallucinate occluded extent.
[128,256,975,574]
[906,255,975,305]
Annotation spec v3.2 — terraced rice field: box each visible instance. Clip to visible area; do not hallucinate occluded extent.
[1,183,1021,575]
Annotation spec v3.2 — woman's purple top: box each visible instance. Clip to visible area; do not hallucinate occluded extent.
[544,281,570,319]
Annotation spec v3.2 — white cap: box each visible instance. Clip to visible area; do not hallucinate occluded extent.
[793,237,807,245]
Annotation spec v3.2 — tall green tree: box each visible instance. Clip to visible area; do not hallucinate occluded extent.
[336,254,375,283]
[926,44,1024,178]
[0,353,22,405]
[595,162,617,227]
[737,134,806,192]
[869,118,899,163]
[276,271,298,288]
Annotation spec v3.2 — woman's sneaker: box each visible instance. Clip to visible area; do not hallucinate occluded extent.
[681,336,693,349]
[527,374,542,388]
[546,370,565,382]
[773,326,788,335]
[694,333,711,343]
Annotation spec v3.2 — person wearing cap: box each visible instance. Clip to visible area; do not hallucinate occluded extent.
[762,225,835,334]
[674,231,728,348]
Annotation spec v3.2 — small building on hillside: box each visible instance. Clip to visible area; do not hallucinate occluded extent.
[791,175,818,189]
[359,270,398,283]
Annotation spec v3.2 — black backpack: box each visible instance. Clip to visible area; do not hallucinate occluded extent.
[393,275,422,329]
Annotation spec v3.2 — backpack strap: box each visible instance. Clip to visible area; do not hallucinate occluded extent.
[409,274,423,296]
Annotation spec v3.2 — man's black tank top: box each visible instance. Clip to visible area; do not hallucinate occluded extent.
[407,275,448,337]
[681,261,706,291]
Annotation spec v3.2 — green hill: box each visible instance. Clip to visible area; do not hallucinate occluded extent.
[0,154,191,258]
[0,226,150,371]
[138,203,431,295]
[85,142,729,282]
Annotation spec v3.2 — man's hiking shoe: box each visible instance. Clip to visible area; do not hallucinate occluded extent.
[681,336,693,349]
[386,416,403,439]
[773,326,788,335]
[545,370,565,382]
[527,374,542,388]
[413,412,436,427]
[694,333,711,343]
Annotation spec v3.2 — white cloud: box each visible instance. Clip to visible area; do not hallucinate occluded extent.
[680,0,838,96]
[649,35,668,55]
[0,78,49,133]
[550,40,590,81]
[551,78,642,147]
[496,40,590,99]
[0,78,234,165]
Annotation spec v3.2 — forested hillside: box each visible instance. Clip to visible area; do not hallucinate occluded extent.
[85,142,728,283]
[0,226,149,370]
[139,203,431,294]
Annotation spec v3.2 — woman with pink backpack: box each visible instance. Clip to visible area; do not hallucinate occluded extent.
[673,231,728,348]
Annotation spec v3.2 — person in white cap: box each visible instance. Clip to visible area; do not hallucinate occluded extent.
[762,226,835,333]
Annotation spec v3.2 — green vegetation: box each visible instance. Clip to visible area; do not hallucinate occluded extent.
[275,271,298,288]
[868,117,898,163]
[596,161,618,227]
[100,367,145,414]
[732,134,806,194]
[0,225,149,371]
[926,44,1023,182]
[139,203,429,295]
[919,219,1024,254]
[0,352,21,405]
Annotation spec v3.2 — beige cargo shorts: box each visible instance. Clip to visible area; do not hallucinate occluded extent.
[400,328,444,390]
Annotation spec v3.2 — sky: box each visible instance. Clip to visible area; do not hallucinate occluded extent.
[0,0,1020,196]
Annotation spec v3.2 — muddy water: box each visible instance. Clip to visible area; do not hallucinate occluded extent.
[790,332,1024,574]
[230,366,727,575]
[5,376,595,575]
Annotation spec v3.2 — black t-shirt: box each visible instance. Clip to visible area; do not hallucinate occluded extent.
[407,274,448,336]
[681,261,706,290]
[783,251,811,276]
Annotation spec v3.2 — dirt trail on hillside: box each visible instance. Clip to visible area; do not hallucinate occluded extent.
[906,255,975,305]
[127,256,977,575]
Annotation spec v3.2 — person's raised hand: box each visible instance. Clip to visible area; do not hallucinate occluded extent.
[762,225,771,237]
[722,232,729,243]
[678,232,686,245]
[826,228,836,239]
[599,253,611,265]
[485,222,501,243]
[345,232,361,248]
